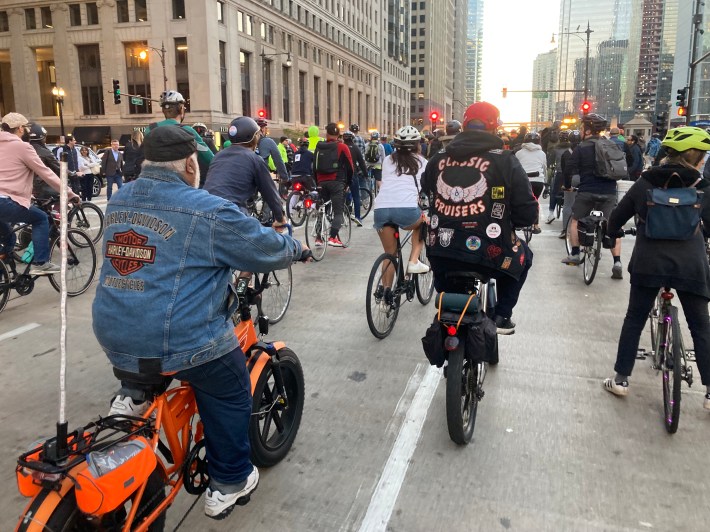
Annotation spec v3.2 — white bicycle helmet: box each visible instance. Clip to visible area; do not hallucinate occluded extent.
[394,125,420,147]
[159,90,186,108]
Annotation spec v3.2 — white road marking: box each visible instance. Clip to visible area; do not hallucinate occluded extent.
[358,365,441,532]
[0,323,41,342]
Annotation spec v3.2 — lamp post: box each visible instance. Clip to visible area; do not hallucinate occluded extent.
[139,41,167,92]
[552,21,594,108]
[259,47,292,119]
[51,86,65,139]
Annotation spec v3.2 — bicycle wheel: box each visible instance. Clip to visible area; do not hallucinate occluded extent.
[583,225,602,285]
[249,347,304,467]
[565,217,573,256]
[48,229,97,296]
[92,176,102,197]
[359,187,373,219]
[286,191,307,227]
[522,226,532,244]
[649,290,662,354]
[415,245,434,305]
[0,260,10,314]
[365,253,401,339]
[305,210,329,261]
[68,202,104,245]
[260,266,292,324]
[663,306,683,433]
[340,204,352,247]
[446,345,478,445]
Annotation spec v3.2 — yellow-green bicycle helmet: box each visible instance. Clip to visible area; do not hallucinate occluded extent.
[661,126,710,152]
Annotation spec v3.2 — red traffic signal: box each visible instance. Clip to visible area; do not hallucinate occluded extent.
[430,111,439,122]
[502,87,508,98]
[257,109,266,118]
[678,106,687,117]
[581,101,591,114]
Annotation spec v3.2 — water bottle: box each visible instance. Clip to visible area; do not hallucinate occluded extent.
[21,241,34,264]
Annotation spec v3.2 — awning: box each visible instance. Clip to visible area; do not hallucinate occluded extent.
[71,126,111,144]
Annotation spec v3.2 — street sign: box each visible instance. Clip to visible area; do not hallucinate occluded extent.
[532,92,549,99]
[690,120,710,127]
[130,96,144,106]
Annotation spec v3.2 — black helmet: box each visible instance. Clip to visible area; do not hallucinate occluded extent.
[445,120,462,136]
[558,130,571,143]
[299,137,309,146]
[228,116,260,144]
[350,123,360,133]
[523,132,541,144]
[569,130,582,146]
[27,122,47,142]
[581,113,607,133]
[343,131,354,141]
[255,117,268,128]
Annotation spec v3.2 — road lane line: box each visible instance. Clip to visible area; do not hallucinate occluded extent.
[0,323,41,342]
[358,365,440,532]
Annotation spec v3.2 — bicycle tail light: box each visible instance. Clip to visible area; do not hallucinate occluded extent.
[294,182,302,191]
[661,291,674,301]
[304,198,313,209]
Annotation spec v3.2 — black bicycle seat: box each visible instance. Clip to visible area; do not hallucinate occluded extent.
[113,367,167,386]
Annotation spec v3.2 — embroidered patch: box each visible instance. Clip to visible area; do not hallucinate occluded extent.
[466,236,481,251]
[491,186,505,200]
[485,223,502,239]
[519,253,525,266]
[430,214,439,229]
[438,228,454,247]
[462,221,479,229]
[105,230,156,276]
[486,245,502,259]
[428,231,437,247]
[501,257,512,270]
[491,202,505,219]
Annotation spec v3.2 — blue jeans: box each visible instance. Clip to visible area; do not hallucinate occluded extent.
[0,197,50,263]
[174,348,254,485]
[106,174,123,201]
[348,175,362,219]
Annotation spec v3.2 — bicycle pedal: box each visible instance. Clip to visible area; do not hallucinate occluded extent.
[686,350,696,362]
[636,349,647,360]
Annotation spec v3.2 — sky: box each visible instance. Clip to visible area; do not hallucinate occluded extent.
[480,0,561,125]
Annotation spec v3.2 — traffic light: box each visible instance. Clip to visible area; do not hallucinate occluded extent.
[257,109,266,119]
[502,87,508,98]
[581,101,591,115]
[655,113,667,132]
[429,111,439,122]
[676,87,688,108]
[112,79,121,104]
[678,106,687,117]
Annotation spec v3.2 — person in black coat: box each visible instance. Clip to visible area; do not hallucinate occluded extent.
[605,126,710,409]
[122,130,144,182]
[343,130,369,224]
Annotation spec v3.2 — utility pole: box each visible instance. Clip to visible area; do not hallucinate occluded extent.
[686,0,704,125]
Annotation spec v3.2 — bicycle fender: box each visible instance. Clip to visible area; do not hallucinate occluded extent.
[16,467,83,532]
[248,352,270,395]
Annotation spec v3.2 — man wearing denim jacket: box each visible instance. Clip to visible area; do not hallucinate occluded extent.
[92,126,303,520]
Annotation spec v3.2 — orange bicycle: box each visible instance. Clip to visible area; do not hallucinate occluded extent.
[15,273,304,531]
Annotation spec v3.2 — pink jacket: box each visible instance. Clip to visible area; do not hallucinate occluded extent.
[0,131,64,209]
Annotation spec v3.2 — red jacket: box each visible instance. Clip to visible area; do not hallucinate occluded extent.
[314,140,354,183]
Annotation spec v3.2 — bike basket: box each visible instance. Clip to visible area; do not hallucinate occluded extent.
[577,216,596,247]
[75,436,156,516]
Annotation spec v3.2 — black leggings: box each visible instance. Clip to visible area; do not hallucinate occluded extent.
[615,284,710,384]
[530,182,545,224]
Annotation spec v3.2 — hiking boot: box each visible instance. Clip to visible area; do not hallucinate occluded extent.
[494,315,516,335]
[611,262,623,280]
[328,236,344,247]
[30,261,60,275]
[562,254,581,265]
[108,395,151,417]
[205,467,259,519]
[603,377,629,397]
[407,260,430,274]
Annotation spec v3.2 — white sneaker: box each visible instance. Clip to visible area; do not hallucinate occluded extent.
[30,261,60,275]
[205,467,259,519]
[545,213,556,224]
[407,260,430,274]
[603,378,629,397]
[108,395,151,417]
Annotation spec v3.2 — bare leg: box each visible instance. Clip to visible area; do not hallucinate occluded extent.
[402,219,425,265]
[377,226,398,288]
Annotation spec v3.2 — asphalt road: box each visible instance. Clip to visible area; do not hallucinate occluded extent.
[1,203,709,531]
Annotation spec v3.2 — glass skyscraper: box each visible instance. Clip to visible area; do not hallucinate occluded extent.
[465,0,484,105]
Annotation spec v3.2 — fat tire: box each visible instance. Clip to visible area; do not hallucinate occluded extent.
[445,346,477,445]
[48,229,97,296]
[583,225,601,285]
[365,253,400,339]
[68,202,104,245]
[663,306,683,434]
[249,347,304,467]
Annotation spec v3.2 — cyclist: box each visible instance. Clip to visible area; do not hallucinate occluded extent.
[427,130,443,157]
[349,123,367,156]
[254,118,289,195]
[559,130,581,238]
[515,131,547,234]
[343,130,369,226]
[439,120,462,150]
[381,135,394,156]
[603,126,710,408]
[546,129,572,224]
[192,122,218,154]
[373,125,430,281]
[626,135,644,180]
[365,131,386,191]
[0,113,80,271]
[26,122,61,199]
[421,102,537,334]
[561,113,623,279]
[306,124,324,152]
[290,136,315,189]
[94,126,305,519]
[203,116,286,228]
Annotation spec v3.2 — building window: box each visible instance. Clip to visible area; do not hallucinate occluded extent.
[25,8,37,30]
[87,3,99,24]
[124,42,152,114]
[117,0,129,23]
[217,1,225,23]
[173,0,186,19]
[299,71,306,123]
[263,59,272,119]
[219,40,227,113]
[33,47,55,116]
[77,44,104,115]
[245,14,252,35]
[326,80,332,123]
[175,38,190,112]
[0,54,14,116]
[313,76,320,126]
[0,11,8,32]
[135,0,148,21]
[69,4,81,26]
[282,66,290,122]
[240,51,251,116]
[338,84,343,119]
[40,7,52,28]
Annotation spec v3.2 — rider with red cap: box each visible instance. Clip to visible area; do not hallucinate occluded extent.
[421,102,537,334]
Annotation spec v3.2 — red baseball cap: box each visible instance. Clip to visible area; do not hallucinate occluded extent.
[462,102,501,131]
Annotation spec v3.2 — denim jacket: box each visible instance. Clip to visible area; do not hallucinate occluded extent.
[92,166,302,373]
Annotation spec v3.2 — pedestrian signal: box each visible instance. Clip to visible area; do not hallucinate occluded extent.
[430,111,439,122]
[678,106,687,117]
[257,109,266,119]
[581,101,591,114]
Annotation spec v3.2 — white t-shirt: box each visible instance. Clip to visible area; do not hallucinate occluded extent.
[374,153,428,210]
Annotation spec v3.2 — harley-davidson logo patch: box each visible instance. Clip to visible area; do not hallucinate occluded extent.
[105,230,156,276]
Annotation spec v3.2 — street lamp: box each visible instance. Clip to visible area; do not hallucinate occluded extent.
[138,41,167,92]
[51,86,65,139]
[259,47,292,67]
[552,22,594,107]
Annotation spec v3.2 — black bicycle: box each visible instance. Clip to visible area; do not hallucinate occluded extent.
[564,208,606,285]
[365,224,434,338]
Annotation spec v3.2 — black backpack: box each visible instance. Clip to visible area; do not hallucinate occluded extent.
[365,141,380,163]
[314,141,340,174]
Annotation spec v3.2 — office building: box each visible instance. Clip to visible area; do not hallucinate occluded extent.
[381,0,411,135]
[531,49,557,128]
[465,0,484,106]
